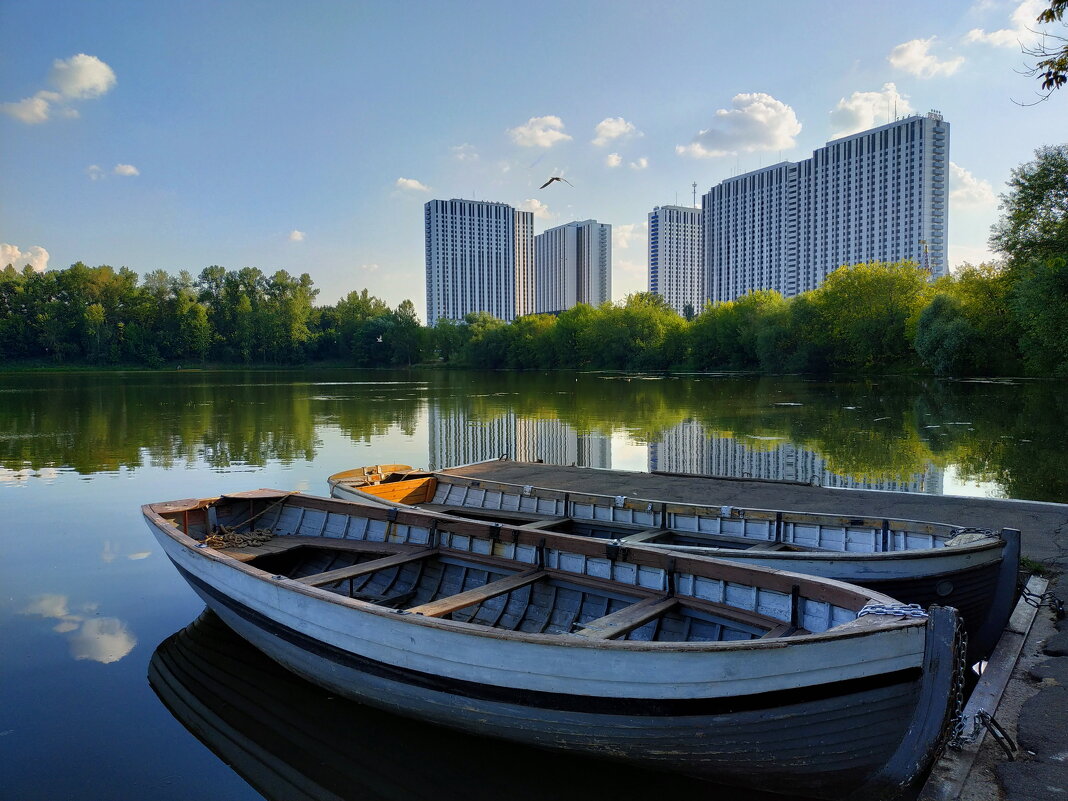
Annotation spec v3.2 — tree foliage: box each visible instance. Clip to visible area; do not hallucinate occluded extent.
[990,144,1068,263]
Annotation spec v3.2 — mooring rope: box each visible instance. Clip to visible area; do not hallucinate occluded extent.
[202,492,294,549]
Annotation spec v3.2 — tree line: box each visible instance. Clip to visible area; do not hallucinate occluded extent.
[1,145,1065,377]
[0,264,423,368]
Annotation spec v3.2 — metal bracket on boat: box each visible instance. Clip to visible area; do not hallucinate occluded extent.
[386,508,398,522]
[489,523,502,543]
[427,520,439,549]
[605,540,628,563]
[522,485,533,496]
[614,495,626,508]
[857,602,929,619]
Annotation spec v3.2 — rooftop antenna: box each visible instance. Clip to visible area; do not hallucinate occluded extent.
[692,181,697,207]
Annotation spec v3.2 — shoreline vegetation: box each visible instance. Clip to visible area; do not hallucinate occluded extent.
[2,146,1065,378]
[3,256,1064,378]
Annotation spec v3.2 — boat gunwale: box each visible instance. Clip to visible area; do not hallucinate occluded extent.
[143,492,925,655]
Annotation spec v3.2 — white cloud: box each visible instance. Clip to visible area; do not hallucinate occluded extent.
[395,177,430,192]
[86,164,105,181]
[451,143,478,161]
[612,258,648,302]
[23,594,71,618]
[360,263,380,272]
[50,54,116,99]
[629,157,649,170]
[518,198,552,220]
[949,162,996,206]
[965,0,1046,47]
[888,38,964,78]
[605,153,622,168]
[676,93,801,159]
[508,115,572,148]
[613,222,646,250]
[68,617,136,664]
[1,243,50,272]
[2,53,115,124]
[592,117,640,146]
[1,93,52,124]
[950,243,997,268]
[830,83,914,137]
[289,229,306,242]
[113,163,139,176]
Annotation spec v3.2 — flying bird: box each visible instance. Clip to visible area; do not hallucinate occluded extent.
[539,176,573,189]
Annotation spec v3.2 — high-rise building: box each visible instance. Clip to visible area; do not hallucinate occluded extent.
[533,219,611,314]
[424,198,534,326]
[648,205,703,317]
[704,112,949,303]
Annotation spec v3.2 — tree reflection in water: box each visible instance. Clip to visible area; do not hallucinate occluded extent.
[0,369,1063,502]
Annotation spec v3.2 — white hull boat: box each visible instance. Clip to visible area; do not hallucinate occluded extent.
[145,489,962,800]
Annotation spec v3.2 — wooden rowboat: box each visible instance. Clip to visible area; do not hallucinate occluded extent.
[145,489,962,800]
[328,460,1019,662]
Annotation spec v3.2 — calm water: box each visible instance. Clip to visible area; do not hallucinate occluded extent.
[1,368,1066,801]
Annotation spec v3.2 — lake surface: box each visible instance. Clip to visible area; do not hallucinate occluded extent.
[2,368,1065,800]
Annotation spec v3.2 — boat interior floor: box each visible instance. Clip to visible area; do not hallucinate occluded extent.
[231,541,805,643]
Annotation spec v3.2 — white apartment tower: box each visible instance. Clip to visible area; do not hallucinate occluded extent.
[704,112,949,303]
[425,199,534,326]
[533,219,611,314]
[648,205,703,317]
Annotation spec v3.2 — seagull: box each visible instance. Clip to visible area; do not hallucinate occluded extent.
[539,176,573,189]
[376,335,383,343]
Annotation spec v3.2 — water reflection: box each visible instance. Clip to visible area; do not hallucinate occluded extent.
[22,594,137,664]
[150,611,807,801]
[0,369,1064,501]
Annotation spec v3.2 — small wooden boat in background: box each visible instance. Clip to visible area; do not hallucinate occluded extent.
[328,460,1019,662]
[145,489,961,800]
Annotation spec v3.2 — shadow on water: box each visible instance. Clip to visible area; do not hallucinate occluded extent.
[149,610,815,801]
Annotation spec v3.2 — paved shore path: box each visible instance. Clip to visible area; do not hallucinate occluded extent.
[446,462,1068,568]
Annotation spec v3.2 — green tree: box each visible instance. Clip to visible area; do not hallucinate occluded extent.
[990,144,1068,263]
[1011,256,1068,376]
[809,261,933,370]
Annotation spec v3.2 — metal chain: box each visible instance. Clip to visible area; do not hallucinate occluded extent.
[949,526,997,538]
[857,602,930,619]
[1020,586,1066,620]
[946,620,971,750]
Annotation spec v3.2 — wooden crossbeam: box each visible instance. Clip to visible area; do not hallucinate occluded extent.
[572,596,678,640]
[297,549,435,587]
[619,528,668,544]
[406,568,546,618]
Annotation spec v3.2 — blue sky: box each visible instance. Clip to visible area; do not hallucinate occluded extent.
[2,0,1066,317]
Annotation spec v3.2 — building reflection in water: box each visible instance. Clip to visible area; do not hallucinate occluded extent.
[428,406,942,495]
[649,420,944,494]
[428,407,610,470]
